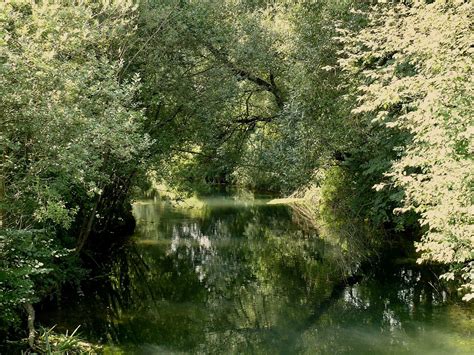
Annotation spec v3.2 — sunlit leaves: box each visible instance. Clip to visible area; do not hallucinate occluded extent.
[0,0,147,330]
[341,0,474,300]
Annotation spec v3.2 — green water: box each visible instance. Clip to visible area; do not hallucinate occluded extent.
[39,194,473,354]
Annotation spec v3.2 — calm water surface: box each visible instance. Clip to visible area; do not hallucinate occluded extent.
[40,194,473,354]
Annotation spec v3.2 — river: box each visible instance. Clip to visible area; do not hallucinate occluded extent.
[38,193,473,354]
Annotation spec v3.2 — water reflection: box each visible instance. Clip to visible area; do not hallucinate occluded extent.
[39,195,473,354]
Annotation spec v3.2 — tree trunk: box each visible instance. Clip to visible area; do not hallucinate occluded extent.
[75,195,101,254]
[0,152,5,228]
[0,175,5,228]
[23,303,36,349]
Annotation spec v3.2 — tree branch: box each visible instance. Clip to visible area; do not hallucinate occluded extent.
[184,23,284,109]
[235,115,275,124]
[205,44,283,109]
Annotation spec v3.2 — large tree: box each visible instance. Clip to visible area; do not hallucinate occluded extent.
[340,0,473,300]
[0,0,148,334]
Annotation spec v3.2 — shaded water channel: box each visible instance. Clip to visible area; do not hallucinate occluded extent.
[39,193,473,354]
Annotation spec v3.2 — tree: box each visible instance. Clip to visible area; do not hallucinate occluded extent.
[0,0,149,336]
[339,0,473,300]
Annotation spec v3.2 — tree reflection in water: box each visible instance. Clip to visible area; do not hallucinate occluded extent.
[38,195,473,354]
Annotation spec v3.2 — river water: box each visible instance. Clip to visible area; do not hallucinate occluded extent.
[39,193,473,354]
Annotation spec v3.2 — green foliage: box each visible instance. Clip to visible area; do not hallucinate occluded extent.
[231,0,368,193]
[340,0,473,299]
[35,325,101,354]
[0,0,148,335]
[1,0,473,347]
[128,0,287,191]
[125,0,367,193]
[317,165,383,258]
[1,0,149,229]
[0,229,82,329]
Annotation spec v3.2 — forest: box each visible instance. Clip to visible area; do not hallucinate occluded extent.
[0,0,473,353]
